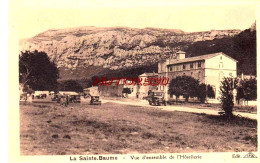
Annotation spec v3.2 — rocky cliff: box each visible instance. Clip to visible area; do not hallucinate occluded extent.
[19,26,242,80]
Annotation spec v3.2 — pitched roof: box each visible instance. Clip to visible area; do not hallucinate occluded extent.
[177,50,186,53]
[168,52,237,65]
[139,72,158,77]
[59,91,79,95]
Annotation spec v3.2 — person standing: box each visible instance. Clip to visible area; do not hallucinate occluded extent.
[65,95,69,106]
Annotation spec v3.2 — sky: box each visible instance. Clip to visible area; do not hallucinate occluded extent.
[9,0,257,39]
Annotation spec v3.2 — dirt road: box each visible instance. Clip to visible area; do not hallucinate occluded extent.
[101,99,257,120]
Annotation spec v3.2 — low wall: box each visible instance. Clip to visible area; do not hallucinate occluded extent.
[239,100,257,106]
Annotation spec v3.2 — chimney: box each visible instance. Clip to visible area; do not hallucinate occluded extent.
[170,53,176,60]
[176,51,186,60]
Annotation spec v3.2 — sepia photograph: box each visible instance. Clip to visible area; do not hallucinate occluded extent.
[9,0,259,162]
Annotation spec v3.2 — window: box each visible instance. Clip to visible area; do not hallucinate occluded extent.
[191,72,193,76]
[219,71,224,80]
[169,66,172,71]
[219,62,223,68]
[190,63,193,69]
[220,56,222,60]
[183,64,186,70]
[198,71,201,80]
[176,66,179,71]
[198,62,201,68]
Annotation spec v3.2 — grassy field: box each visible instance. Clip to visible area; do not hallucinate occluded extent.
[20,102,257,155]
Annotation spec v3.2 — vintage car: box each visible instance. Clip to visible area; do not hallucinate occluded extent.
[51,94,61,102]
[90,96,101,105]
[35,94,47,99]
[147,91,166,106]
[69,95,81,103]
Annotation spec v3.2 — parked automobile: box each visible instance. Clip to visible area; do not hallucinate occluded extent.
[51,94,61,102]
[147,91,166,106]
[69,95,81,103]
[90,96,101,105]
[84,93,90,98]
[35,94,47,99]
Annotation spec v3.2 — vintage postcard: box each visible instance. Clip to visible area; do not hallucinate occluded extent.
[9,0,259,162]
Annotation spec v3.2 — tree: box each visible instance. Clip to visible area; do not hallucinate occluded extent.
[236,86,244,104]
[19,50,59,91]
[207,85,215,99]
[59,80,83,92]
[196,84,215,103]
[84,76,100,88]
[237,78,257,104]
[197,83,207,103]
[168,76,199,102]
[243,78,257,102]
[219,75,238,117]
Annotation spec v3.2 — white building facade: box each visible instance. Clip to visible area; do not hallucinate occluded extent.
[158,51,237,102]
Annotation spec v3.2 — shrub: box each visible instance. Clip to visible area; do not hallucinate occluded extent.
[219,75,238,117]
